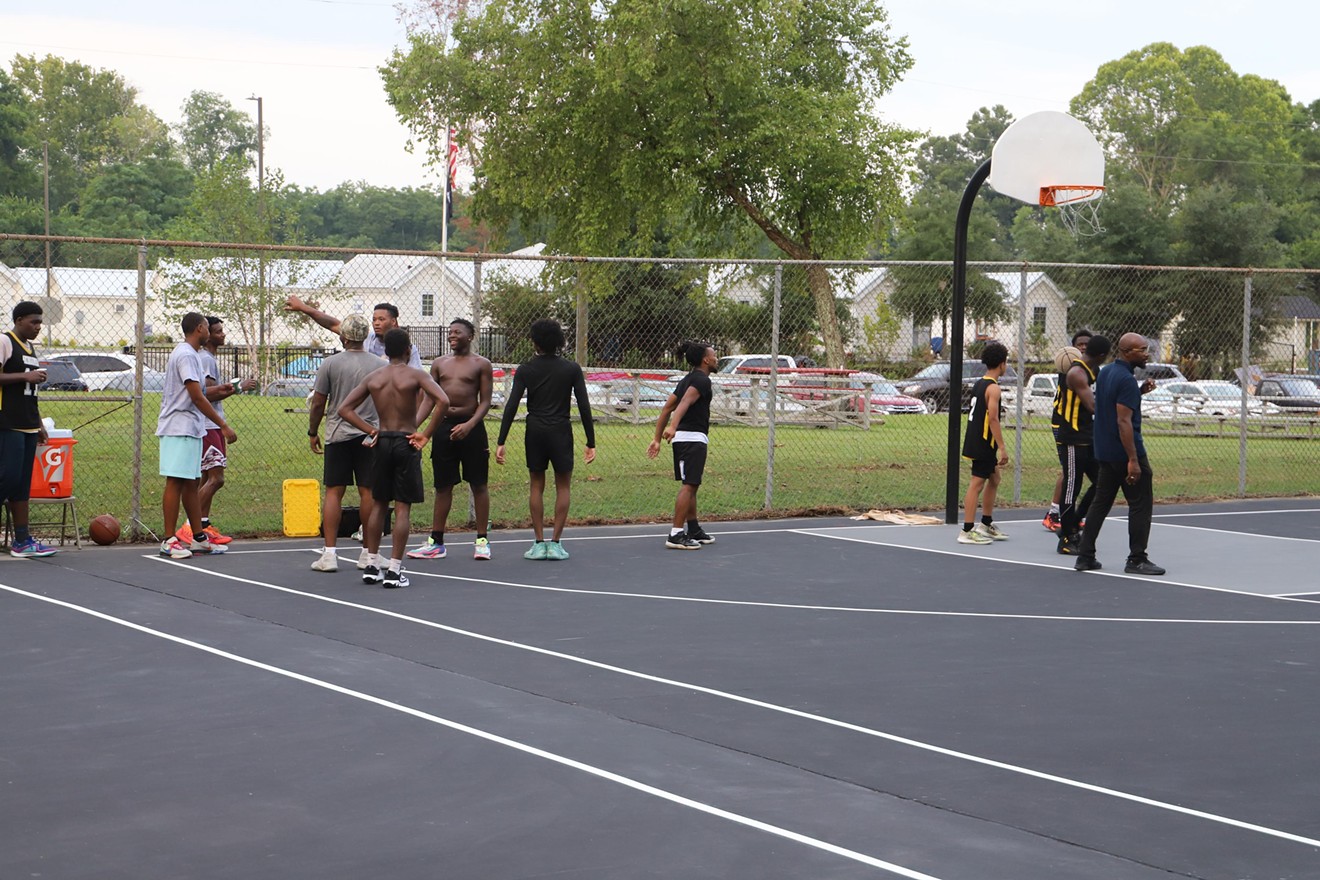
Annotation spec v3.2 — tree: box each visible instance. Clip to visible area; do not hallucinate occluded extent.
[163,157,304,378]
[381,0,920,367]
[176,91,257,171]
[8,54,171,211]
[1071,43,1297,213]
[0,69,37,198]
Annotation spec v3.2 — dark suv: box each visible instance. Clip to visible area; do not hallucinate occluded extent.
[37,359,89,392]
[898,360,1018,413]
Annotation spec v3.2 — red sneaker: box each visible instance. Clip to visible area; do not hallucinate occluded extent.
[202,524,233,545]
[1042,512,1061,532]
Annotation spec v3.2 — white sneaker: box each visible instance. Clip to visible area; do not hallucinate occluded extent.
[357,549,372,570]
[351,526,363,542]
[957,528,993,545]
[976,522,1009,541]
[311,552,338,572]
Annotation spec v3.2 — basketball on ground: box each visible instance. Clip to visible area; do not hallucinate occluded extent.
[89,514,121,546]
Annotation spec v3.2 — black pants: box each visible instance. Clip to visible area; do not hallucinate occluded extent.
[1076,457,1154,563]
[1056,443,1096,537]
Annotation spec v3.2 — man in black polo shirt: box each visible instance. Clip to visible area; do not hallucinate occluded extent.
[1074,332,1164,575]
[0,302,57,557]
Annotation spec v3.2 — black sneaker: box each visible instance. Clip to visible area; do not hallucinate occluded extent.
[688,526,715,544]
[382,568,409,588]
[1124,559,1166,576]
[665,533,701,550]
[1074,556,1102,572]
[1056,532,1081,555]
[362,564,382,585]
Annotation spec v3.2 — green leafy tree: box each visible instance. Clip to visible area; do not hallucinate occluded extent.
[382,0,920,368]
[9,54,171,211]
[164,157,303,377]
[0,69,37,198]
[176,90,257,171]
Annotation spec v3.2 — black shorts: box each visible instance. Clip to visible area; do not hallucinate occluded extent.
[370,432,425,504]
[525,423,573,474]
[0,430,39,503]
[323,435,374,489]
[967,456,998,479]
[431,419,490,488]
[672,441,707,486]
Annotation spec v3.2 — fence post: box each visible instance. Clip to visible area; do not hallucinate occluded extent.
[1012,265,1027,503]
[471,257,483,338]
[575,267,588,366]
[131,244,147,540]
[764,263,782,510]
[1239,273,1252,496]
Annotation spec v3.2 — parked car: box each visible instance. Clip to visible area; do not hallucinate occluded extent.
[1163,380,1280,416]
[1134,362,1187,385]
[45,351,166,392]
[714,354,797,375]
[263,377,317,398]
[1011,372,1059,415]
[1140,386,1203,419]
[1253,375,1320,413]
[37,359,89,392]
[787,371,926,414]
[898,360,1019,413]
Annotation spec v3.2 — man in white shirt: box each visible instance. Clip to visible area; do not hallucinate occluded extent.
[156,313,238,560]
[284,295,423,369]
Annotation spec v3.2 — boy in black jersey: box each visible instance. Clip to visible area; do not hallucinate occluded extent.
[1053,335,1110,555]
[0,302,57,557]
[960,341,1010,545]
[495,319,596,560]
[648,341,717,550]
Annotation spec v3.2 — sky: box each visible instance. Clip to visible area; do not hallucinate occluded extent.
[2,0,1318,193]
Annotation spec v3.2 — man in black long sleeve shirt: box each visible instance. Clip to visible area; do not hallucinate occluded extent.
[495,319,595,560]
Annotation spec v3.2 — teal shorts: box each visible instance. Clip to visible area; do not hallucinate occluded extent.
[159,435,203,479]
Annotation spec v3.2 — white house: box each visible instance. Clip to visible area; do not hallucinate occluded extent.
[9,266,155,347]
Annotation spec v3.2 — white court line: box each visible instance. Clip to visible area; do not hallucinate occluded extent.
[180,548,1320,625]
[0,584,939,880]
[118,558,1320,849]
[1149,521,1320,544]
[1151,508,1320,518]
[797,529,1320,605]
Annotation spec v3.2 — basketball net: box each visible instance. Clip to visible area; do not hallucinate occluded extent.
[1040,185,1105,237]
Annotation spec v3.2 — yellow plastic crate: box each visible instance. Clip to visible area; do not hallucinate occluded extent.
[282,479,322,537]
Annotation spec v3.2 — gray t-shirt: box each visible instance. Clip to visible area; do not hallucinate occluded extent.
[156,342,206,438]
[364,333,423,370]
[313,349,386,444]
[199,348,224,431]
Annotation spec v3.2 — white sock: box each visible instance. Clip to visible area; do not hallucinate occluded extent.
[670,528,685,537]
[322,546,335,555]
[388,558,402,573]
[1049,504,1060,515]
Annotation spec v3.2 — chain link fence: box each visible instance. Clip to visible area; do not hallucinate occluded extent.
[3,234,1318,541]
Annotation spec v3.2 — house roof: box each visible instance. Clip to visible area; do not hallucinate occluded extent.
[156,258,344,289]
[1279,295,1320,321]
[13,266,156,299]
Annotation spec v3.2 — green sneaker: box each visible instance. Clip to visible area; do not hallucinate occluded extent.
[545,540,569,560]
[523,541,549,560]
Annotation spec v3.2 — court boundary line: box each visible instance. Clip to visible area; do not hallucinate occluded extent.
[1146,522,1320,545]
[795,529,1318,604]
[87,558,1320,849]
[0,581,942,880]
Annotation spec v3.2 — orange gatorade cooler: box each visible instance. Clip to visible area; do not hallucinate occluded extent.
[31,430,76,498]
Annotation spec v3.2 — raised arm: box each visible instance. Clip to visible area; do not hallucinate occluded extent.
[284,294,341,334]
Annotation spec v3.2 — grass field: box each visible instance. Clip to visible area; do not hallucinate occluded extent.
[35,393,1320,542]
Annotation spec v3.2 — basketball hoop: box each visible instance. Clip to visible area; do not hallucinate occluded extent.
[1041,185,1105,237]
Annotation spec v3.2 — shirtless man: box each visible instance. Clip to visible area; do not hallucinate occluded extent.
[407,318,495,561]
[338,329,449,587]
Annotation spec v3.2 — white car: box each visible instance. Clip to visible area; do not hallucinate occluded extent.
[46,351,166,392]
[1163,381,1280,416]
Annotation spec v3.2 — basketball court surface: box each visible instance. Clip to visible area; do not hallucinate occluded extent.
[3,498,1318,879]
